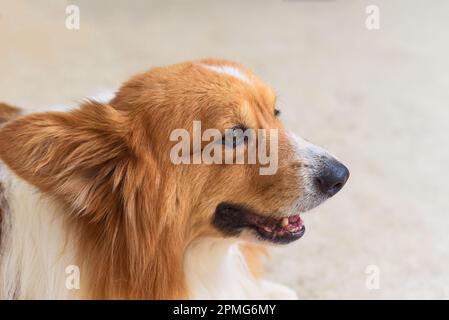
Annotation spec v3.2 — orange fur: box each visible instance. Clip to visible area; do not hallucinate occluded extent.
[0,103,21,124]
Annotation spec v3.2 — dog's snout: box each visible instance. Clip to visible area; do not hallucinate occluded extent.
[315,160,349,197]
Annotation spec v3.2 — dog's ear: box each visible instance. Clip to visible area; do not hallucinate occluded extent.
[0,102,22,124]
[0,102,131,219]
[0,101,187,298]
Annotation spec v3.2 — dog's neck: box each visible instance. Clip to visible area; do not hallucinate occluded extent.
[0,168,259,299]
[0,165,295,299]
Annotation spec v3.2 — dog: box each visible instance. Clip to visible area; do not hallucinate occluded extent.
[0,59,349,299]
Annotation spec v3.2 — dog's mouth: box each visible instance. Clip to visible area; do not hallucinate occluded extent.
[253,214,305,244]
[213,202,305,244]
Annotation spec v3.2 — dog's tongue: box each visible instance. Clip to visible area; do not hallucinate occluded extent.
[280,214,303,232]
[288,215,301,223]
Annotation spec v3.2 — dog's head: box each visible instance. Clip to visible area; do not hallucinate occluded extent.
[0,59,349,297]
[111,58,349,244]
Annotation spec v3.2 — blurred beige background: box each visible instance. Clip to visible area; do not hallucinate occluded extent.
[1,0,448,299]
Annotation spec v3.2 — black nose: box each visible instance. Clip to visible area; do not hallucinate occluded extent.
[315,160,350,197]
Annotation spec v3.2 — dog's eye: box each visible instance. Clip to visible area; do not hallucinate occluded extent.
[222,125,248,148]
[274,108,281,117]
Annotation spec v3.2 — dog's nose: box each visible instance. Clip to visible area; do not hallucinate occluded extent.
[315,160,350,197]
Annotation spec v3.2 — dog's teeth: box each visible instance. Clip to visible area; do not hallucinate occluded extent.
[281,218,289,227]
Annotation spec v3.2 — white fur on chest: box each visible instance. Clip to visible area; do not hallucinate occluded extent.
[184,238,297,300]
[0,165,79,299]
